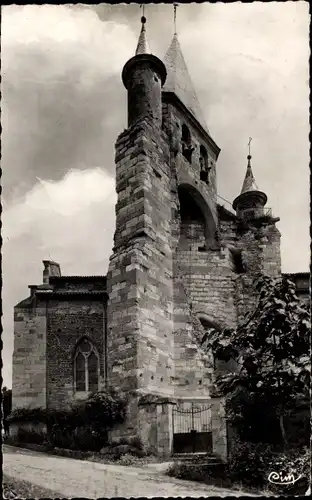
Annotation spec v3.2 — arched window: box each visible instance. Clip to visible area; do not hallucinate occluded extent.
[181,124,193,162]
[74,338,99,393]
[199,145,210,184]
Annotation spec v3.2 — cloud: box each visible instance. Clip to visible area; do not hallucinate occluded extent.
[1,3,310,386]
[2,4,134,201]
[2,168,117,386]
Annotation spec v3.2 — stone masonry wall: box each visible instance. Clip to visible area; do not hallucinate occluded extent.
[162,103,234,404]
[235,222,282,322]
[176,248,237,327]
[12,303,47,410]
[46,297,105,409]
[172,263,214,399]
[107,119,175,426]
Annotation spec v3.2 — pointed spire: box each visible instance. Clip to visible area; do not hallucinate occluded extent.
[233,141,268,214]
[135,15,151,56]
[163,32,209,133]
[240,154,259,194]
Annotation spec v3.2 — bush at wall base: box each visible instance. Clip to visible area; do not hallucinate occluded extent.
[6,389,127,453]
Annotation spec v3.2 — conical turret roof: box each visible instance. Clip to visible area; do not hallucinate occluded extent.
[163,33,209,133]
[122,15,166,91]
[233,154,267,211]
[240,155,259,194]
[135,16,150,55]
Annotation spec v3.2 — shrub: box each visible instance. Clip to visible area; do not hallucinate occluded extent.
[7,407,46,425]
[127,436,144,450]
[16,427,47,445]
[226,440,310,494]
[107,435,145,454]
[7,389,126,453]
[101,443,146,459]
[51,447,90,460]
[267,447,310,496]
[72,426,104,452]
[47,424,75,450]
[3,435,20,446]
[117,453,144,466]
[226,440,274,488]
[83,389,127,434]
[167,455,228,487]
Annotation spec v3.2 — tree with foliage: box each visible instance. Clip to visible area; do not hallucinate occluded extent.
[202,274,310,450]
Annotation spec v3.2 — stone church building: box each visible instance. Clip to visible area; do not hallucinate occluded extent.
[12,19,309,458]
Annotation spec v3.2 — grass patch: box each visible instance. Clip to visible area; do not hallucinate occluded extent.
[3,473,66,499]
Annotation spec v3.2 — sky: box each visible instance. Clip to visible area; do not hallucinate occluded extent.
[1,2,310,388]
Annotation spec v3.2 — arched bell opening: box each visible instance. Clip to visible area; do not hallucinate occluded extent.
[199,145,210,184]
[178,184,217,250]
[181,124,193,163]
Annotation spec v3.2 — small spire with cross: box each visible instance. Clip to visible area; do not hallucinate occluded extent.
[135,5,150,55]
[139,4,146,25]
[247,137,252,167]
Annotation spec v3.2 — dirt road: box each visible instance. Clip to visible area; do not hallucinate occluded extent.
[3,445,255,498]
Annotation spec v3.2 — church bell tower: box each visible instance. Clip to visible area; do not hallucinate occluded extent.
[106,9,227,459]
[122,16,167,128]
[106,15,176,455]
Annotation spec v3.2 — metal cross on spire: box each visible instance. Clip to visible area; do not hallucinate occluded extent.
[136,4,150,55]
[248,137,252,157]
[140,4,145,18]
[247,137,252,167]
[173,3,178,34]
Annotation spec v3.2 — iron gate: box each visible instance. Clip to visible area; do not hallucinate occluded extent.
[172,402,212,454]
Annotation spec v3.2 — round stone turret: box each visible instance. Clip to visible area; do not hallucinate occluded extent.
[122,17,167,128]
[233,155,268,220]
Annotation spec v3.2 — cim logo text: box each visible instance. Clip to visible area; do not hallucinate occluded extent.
[268,471,302,486]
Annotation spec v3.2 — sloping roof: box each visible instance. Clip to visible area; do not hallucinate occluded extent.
[35,290,107,297]
[49,275,107,282]
[217,204,238,220]
[163,33,209,133]
[14,297,34,309]
[283,272,310,278]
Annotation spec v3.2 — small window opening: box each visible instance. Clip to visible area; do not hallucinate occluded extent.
[199,145,210,184]
[230,249,246,274]
[181,124,194,163]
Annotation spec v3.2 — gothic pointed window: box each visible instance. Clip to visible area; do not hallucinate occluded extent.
[74,338,99,393]
[75,351,86,392]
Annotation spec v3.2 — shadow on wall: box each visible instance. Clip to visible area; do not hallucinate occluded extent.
[178,185,217,250]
